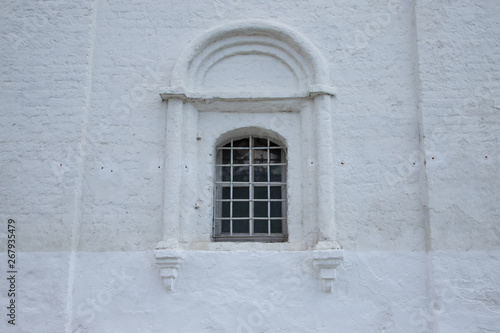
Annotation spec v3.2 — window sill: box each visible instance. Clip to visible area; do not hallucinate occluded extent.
[182,240,306,251]
[213,236,289,243]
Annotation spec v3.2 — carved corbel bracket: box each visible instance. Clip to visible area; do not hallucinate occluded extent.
[313,250,343,293]
[155,249,183,291]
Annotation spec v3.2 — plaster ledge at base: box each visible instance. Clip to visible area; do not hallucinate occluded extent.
[313,250,344,293]
[154,249,183,291]
[154,248,343,293]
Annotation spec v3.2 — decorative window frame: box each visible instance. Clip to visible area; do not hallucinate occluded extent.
[155,20,343,292]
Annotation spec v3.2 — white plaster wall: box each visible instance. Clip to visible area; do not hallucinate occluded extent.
[1,0,499,332]
[63,251,433,333]
[416,0,500,251]
[0,0,94,251]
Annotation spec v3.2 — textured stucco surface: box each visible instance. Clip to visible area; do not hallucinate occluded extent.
[0,0,499,332]
[415,0,500,251]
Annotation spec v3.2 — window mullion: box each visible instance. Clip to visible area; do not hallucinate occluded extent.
[267,143,271,236]
[281,148,286,235]
[230,138,233,236]
[249,135,254,236]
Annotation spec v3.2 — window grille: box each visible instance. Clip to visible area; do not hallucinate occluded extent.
[213,136,287,242]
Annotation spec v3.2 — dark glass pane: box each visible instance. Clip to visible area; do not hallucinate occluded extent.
[221,220,230,233]
[233,166,249,182]
[253,149,267,164]
[222,150,231,164]
[269,140,279,147]
[223,141,231,148]
[222,202,230,217]
[270,201,281,217]
[254,186,268,199]
[254,166,267,182]
[233,220,249,233]
[221,166,231,181]
[254,219,268,233]
[270,166,282,182]
[253,137,267,147]
[271,220,282,233]
[222,187,231,199]
[233,186,249,199]
[270,186,282,199]
[269,149,282,163]
[233,138,249,147]
[254,201,268,217]
[233,149,249,164]
[233,201,249,217]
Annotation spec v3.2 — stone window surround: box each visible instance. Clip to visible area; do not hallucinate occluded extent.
[155,20,343,292]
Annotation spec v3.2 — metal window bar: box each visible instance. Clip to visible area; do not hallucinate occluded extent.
[249,136,254,236]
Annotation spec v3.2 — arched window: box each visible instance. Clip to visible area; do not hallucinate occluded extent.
[213,135,287,242]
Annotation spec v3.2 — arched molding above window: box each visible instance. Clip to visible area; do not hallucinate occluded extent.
[162,19,336,101]
[215,126,287,149]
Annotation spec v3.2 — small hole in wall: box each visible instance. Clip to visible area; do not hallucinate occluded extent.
[340,162,344,165]
[111,170,113,172]
[432,301,442,312]
[485,156,488,159]
[158,166,160,168]
[60,164,62,167]
[431,157,435,160]
[101,167,104,169]
[412,162,415,165]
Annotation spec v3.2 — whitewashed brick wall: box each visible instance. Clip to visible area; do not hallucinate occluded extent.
[0,1,498,332]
